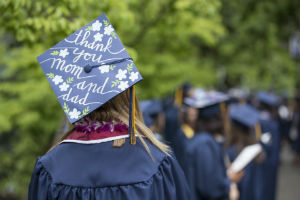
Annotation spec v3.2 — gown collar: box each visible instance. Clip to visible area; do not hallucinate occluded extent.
[61,120,129,144]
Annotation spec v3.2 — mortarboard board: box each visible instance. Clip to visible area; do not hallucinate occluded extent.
[256,92,280,107]
[140,100,163,127]
[229,104,262,140]
[229,104,260,128]
[184,89,229,117]
[37,13,143,143]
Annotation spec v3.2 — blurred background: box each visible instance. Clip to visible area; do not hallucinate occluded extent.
[0,0,299,199]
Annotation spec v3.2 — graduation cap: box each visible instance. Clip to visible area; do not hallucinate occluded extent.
[140,100,163,127]
[256,91,280,107]
[184,89,229,117]
[228,88,249,104]
[37,13,143,144]
[229,104,262,140]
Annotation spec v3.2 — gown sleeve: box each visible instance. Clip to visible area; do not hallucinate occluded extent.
[28,158,52,200]
[195,142,230,199]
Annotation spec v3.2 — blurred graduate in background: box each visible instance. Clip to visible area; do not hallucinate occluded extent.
[254,92,281,200]
[179,89,244,200]
[226,103,266,200]
[163,83,195,163]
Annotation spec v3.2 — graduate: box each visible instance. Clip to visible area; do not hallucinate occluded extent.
[255,91,281,200]
[140,99,165,142]
[28,14,191,200]
[182,90,244,200]
[163,83,194,161]
[227,103,266,200]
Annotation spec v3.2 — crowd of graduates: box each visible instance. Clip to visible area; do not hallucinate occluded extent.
[140,84,300,200]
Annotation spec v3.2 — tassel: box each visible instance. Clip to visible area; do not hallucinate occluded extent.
[174,88,183,107]
[254,123,262,141]
[238,99,246,104]
[220,102,229,135]
[129,86,136,145]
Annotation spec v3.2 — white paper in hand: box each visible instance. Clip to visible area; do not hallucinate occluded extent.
[229,144,262,172]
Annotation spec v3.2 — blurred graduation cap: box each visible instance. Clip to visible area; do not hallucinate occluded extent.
[184,89,229,117]
[256,91,281,107]
[37,13,143,143]
[174,82,193,107]
[229,104,262,140]
[140,100,163,127]
[228,88,249,104]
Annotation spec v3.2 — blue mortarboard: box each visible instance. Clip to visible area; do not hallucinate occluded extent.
[256,92,280,106]
[37,14,143,124]
[184,89,229,117]
[140,100,163,127]
[229,103,262,140]
[229,104,260,128]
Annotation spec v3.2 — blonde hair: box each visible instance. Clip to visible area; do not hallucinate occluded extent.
[48,88,170,157]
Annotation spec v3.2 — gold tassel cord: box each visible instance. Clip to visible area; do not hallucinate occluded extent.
[254,123,262,141]
[174,88,183,107]
[220,102,229,135]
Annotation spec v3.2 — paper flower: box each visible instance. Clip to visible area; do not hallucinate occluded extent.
[115,69,127,80]
[129,72,139,82]
[52,75,63,85]
[94,33,103,42]
[69,108,81,119]
[104,25,114,35]
[92,20,102,31]
[59,48,69,58]
[118,81,129,91]
[99,65,109,73]
[59,82,70,92]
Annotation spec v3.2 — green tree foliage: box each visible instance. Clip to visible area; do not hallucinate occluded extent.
[217,0,300,93]
[0,0,298,198]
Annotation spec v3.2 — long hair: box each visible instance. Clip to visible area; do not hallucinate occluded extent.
[48,88,170,157]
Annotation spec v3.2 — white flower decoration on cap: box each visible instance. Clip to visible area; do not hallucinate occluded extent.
[59,82,70,92]
[59,48,69,58]
[69,108,81,119]
[52,75,63,85]
[129,72,139,82]
[99,65,109,74]
[94,33,103,42]
[92,20,102,31]
[104,25,114,35]
[118,81,129,91]
[115,69,127,80]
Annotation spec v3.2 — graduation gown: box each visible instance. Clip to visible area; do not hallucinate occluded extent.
[260,119,280,200]
[28,130,191,200]
[163,105,188,166]
[183,132,230,200]
[226,145,264,200]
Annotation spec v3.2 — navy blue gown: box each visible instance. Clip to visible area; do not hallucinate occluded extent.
[183,132,230,200]
[28,139,191,199]
[260,119,280,200]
